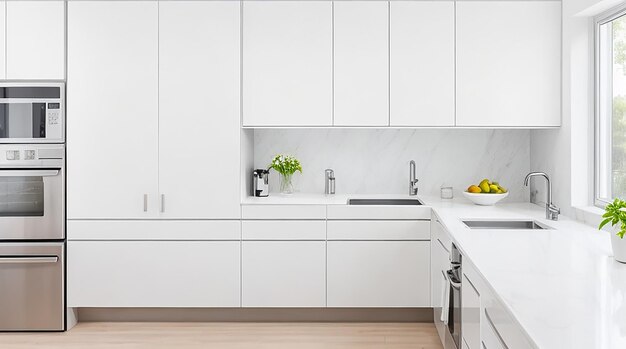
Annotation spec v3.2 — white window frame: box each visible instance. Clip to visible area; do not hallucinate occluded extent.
[594,4,626,207]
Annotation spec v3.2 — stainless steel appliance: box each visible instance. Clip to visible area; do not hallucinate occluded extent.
[0,82,64,144]
[324,169,335,195]
[0,85,65,331]
[253,169,269,197]
[444,243,462,349]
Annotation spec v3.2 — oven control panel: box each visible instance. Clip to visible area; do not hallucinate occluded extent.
[0,145,64,165]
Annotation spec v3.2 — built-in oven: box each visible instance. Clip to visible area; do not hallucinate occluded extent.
[444,243,463,349]
[0,82,64,144]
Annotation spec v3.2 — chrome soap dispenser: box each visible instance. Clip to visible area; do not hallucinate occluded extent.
[253,169,270,197]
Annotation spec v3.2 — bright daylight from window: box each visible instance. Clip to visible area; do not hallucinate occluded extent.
[598,12,626,203]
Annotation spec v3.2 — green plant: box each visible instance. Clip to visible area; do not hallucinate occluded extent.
[268,155,302,176]
[599,198,626,239]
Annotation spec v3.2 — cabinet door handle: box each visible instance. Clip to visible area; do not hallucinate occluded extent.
[0,256,58,264]
[160,194,165,213]
[143,194,148,212]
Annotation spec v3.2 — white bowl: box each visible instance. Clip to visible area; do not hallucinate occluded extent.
[462,191,509,206]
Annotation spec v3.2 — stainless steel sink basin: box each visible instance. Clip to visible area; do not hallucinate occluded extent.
[347,198,424,206]
[462,220,552,230]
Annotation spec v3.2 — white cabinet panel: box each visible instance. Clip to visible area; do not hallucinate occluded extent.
[327,220,430,240]
[462,274,481,349]
[242,220,326,240]
[158,1,240,219]
[67,1,158,218]
[243,1,332,126]
[327,205,431,220]
[242,204,327,220]
[456,1,561,127]
[390,1,454,126]
[327,241,430,307]
[242,241,326,307]
[0,3,5,79]
[333,1,388,126]
[68,241,241,307]
[431,220,450,343]
[6,1,65,80]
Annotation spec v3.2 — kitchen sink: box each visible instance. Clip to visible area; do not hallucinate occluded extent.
[347,198,424,206]
[462,220,552,230]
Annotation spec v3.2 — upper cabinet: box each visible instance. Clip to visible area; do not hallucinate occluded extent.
[67,1,159,219]
[6,1,65,80]
[390,0,454,127]
[242,1,333,127]
[456,0,561,127]
[158,1,241,219]
[334,1,388,126]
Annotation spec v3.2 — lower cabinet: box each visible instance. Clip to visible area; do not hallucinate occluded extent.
[327,241,430,307]
[462,273,481,349]
[431,218,451,343]
[241,241,326,307]
[68,241,241,307]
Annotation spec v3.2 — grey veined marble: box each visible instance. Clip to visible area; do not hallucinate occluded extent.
[254,129,530,202]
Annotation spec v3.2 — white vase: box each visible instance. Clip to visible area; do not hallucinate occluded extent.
[611,232,626,263]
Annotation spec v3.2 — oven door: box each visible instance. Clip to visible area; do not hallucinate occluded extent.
[0,168,63,240]
[446,267,462,349]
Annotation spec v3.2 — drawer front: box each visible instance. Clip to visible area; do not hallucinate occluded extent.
[327,241,430,307]
[242,204,326,220]
[68,241,240,307]
[327,205,431,220]
[327,220,430,240]
[242,241,326,307]
[242,220,326,240]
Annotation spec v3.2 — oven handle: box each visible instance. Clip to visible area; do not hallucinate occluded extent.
[447,269,462,289]
[0,256,58,264]
[0,169,59,177]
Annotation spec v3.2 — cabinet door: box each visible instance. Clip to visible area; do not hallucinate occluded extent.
[243,1,332,126]
[67,1,158,218]
[390,1,454,126]
[242,241,326,307]
[0,3,6,79]
[327,241,430,307]
[431,221,451,342]
[456,1,560,127]
[462,274,481,349]
[68,240,241,307]
[6,1,65,80]
[334,1,388,126]
[158,1,240,219]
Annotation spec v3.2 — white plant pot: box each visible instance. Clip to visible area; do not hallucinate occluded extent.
[611,232,626,264]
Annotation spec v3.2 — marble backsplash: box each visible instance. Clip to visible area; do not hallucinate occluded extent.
[253,129,531,202]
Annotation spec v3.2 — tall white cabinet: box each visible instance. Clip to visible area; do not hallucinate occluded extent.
[68,0,241,219]
[333,1,388,126]
[67,1,159,219]
[242,1,333,127]
[456,0,561,127]
[390,0,455,126]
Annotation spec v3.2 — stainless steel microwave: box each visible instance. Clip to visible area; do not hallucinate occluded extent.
[0,82,64,144]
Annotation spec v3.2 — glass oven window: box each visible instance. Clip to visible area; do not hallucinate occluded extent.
[0,176,44,216]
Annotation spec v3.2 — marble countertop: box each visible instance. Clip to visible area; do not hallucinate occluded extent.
[242,193,626,349]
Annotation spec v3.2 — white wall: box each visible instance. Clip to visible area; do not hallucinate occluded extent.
[254,129,531,202]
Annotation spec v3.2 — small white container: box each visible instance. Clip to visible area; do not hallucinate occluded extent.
[611,232,626,264]
[462,191,509,206]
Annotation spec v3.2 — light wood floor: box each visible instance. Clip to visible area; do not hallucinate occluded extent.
[0,323,443,349]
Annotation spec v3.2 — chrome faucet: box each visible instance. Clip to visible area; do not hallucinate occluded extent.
[325,169,335,195]
[409,160,419,196]
[524,172,560,221]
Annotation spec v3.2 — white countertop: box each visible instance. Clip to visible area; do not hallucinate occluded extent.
[242,193,626,349]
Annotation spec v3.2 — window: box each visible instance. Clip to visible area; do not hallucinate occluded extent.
[596,7,626,205]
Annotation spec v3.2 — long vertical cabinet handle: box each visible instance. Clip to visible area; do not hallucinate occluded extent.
[143,194,148,212]
[160,194,165,213]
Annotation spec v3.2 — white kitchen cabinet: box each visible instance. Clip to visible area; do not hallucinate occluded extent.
[242,1,332,126]
[67,1,159,219]
[0,3,5,79]
[158,1,240,219]
[456,1,561,127]
[68,241,241,307]
[333,1,388,126]
[390,0,454,127]
[327,241,430,307]
[6,1,65,80]
[462,274,481,349]
[242,241,326,307]
[431,219,451,343]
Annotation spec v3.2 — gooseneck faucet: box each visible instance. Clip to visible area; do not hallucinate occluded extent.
[524,172,560,221]
[409,160,419,196]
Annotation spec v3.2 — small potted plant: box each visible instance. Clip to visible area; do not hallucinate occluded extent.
[269,154,302,194]
[599,198,626,263]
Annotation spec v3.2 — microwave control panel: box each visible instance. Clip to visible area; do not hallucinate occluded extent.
[45,102,63,141]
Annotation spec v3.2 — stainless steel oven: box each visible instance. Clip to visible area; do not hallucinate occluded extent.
[445,243,462,349]
[0,144,64,331]
[0,82,64,144]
